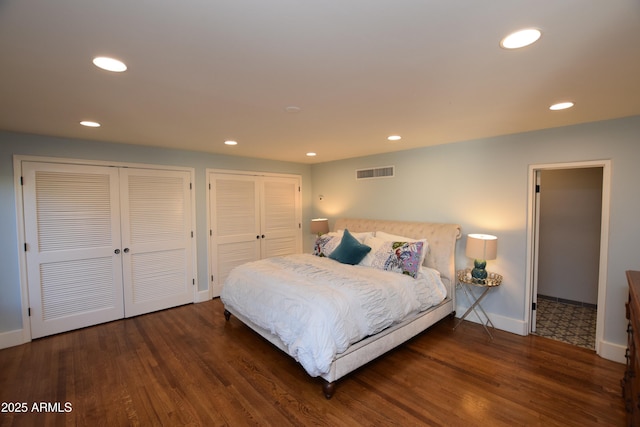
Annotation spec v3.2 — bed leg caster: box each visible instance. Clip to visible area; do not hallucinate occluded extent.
[224,310,231,321]
[322,381,335,399]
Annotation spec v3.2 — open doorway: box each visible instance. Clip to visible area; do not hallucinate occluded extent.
[535,167,602,348]
[526,161,611,354]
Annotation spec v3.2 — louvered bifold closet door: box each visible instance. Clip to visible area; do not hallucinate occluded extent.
[23,162,124,339]
[210,174,261,297]
[260,176,302,258]
[119,168,193,317]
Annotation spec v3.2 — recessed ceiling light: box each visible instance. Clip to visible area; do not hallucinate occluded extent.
[285,106,301,113]
[549,102,575,111]
[80,121,101,127]
[500,28,542,49]
[92,56,127,72]
[387,135,402,141]
[306,152,317,157]
[224,140,238,146]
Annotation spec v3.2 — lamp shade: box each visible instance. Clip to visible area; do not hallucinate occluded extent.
[465,234,498,260]
[310,218,329,235]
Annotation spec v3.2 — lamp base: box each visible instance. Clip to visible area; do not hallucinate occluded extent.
[471,259,488,282]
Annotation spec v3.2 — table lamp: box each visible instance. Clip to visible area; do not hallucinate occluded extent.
[465,233,498,282]
[310,218,329,236]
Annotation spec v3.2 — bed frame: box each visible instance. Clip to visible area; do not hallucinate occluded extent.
[223,218,461,398]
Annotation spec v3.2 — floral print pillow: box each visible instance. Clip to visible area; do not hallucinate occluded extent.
[369,241,424,278]
[313,235,340,257]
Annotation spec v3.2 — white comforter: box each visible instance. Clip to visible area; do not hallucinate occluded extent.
[220,253,447,377]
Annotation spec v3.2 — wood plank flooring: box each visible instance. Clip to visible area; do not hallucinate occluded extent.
[0,298,626,426]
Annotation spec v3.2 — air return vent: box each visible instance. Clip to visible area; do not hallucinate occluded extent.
[356,166,395,180]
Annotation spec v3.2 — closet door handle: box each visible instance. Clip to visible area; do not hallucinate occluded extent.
[256,235,260,239]
[114,249,120,254]
[261,234,265,239]
[123,248,130,253]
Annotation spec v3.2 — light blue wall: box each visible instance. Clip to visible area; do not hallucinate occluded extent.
[310,115,640,349]
[0,130,311,333]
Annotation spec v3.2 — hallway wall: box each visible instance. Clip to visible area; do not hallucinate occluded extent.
[537,167,603,305]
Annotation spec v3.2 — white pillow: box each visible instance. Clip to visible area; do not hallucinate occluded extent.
[359,236,387,267]
[374,231,429,266]
[334,229,374,243]
[313,229,374,257]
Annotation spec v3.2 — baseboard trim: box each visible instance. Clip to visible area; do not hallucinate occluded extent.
[598,339,626,364]
[455,310,528,336]
[195,289,211,303]
[0,328,27,350]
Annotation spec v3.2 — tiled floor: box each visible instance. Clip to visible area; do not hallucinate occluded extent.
[534,296,597,350]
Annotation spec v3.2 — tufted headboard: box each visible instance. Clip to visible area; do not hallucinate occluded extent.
[333,218,462,298]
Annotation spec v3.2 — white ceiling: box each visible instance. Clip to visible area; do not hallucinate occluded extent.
[1,1,639,164]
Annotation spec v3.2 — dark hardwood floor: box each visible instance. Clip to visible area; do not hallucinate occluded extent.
[0,298,625,426]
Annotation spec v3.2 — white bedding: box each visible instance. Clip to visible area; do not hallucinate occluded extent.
[220,253,447,377]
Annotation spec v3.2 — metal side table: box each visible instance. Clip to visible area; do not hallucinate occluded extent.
[453,268,503,339]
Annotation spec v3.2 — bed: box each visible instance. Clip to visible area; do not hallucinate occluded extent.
[221,218,461,398]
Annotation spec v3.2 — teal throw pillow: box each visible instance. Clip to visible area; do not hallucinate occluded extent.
[329,229,371,265]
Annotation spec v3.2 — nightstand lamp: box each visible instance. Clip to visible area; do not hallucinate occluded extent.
[310,218,329,236]
[465,233,498,282]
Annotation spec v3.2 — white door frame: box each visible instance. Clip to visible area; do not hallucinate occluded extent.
[13,155,198,343]
[524,160,611,354]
